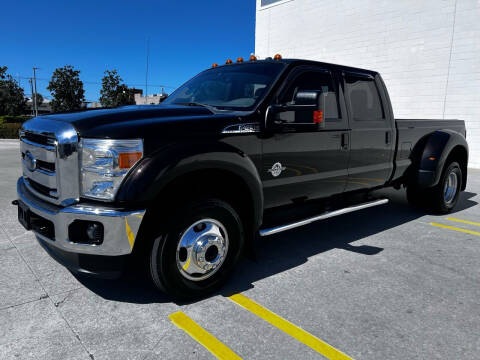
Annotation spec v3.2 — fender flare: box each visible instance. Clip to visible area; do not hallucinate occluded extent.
[116,141,264,230]
[414,130,468,188]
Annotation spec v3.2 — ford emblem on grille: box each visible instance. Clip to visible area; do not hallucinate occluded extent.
[25,151,37,172]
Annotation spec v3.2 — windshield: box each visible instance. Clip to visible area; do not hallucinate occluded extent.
[163,62,286,110]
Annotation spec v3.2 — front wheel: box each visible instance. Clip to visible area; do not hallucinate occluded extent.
[148,199,244,300]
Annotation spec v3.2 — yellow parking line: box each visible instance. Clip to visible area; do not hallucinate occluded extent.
[229,294,353,360]
[446,217,480,227]
[430,222,480,236]
[169,311,242,360]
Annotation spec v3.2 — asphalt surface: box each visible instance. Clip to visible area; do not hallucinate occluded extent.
[1,139,479,360]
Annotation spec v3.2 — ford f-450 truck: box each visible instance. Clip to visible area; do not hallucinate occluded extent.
[15,57,468,299]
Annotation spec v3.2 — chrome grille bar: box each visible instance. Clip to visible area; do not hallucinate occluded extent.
[20,138,56,162]
[20,136,56,152]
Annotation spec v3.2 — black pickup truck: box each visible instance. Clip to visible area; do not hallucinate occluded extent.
[15,57,468,299]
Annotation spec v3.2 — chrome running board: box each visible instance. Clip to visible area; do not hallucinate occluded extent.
[259,198,389,237]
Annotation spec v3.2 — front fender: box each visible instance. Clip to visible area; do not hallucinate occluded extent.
[416,130,468,188]
[116,141,264,228]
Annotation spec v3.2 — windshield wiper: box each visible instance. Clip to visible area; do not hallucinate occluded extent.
[174,102,217,112]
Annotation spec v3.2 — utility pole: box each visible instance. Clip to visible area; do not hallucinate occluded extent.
[29,78,35,116]
[32,67,39,116]
[145,38,149,104]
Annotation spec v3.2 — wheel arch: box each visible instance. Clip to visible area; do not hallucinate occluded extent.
[149,166,262,229]
[117,143,264,255]
[412,129,468,189]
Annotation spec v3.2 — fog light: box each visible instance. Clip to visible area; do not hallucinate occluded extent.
[69,220,104,245]
[86,223,103,244]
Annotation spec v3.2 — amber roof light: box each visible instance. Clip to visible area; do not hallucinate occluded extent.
[212,63,218,68]
[274,54,283,60]
[237,57,244,63]
[226,59,233,64]
[249,55,257,61]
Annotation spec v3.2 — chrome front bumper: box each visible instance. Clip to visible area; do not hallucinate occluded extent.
[17,177,145,256]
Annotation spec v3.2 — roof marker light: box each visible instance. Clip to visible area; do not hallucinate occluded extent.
[237,57,244,63]
[212,63,218,68]
[274,54,282,60]
[249,55,257,61]
[226,59,233,64]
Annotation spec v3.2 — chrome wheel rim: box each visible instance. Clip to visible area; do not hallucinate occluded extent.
[444,171,458,204]
[176,219,229,281]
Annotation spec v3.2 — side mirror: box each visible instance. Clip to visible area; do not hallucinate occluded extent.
[266,90,327,130]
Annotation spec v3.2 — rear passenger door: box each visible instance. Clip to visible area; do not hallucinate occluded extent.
[342,72,395,191]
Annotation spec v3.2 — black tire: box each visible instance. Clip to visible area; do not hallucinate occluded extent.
[428,161,462,214]
[148,198,244,300]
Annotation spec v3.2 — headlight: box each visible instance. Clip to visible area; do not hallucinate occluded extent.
[80,138,143,201]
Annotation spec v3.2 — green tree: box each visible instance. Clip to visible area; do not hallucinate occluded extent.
[0,66,27,116]
[99,70,135,108]
[99,70,121,107]
[115,84,135,106]
[47,65,85,112]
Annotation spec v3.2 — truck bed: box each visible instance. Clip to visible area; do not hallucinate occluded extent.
[393,118,466,181]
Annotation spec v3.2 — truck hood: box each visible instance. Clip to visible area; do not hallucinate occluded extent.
[40,105,215,135]
[29,104,254,155]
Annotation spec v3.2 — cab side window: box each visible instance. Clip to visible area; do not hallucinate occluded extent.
[344,74,385,121]
[280,71,341,121]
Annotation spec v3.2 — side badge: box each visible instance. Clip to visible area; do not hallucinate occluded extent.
[268,162,286,177]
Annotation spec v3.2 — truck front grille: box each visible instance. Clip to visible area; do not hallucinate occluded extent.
[26,178,56,197]
[21,153,56,173]
[20,118,80,206]
[23,131,57,147]
[36,159,56,172]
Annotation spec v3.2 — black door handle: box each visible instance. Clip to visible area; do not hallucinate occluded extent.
[341,133,349,150]
[386,131,391,145]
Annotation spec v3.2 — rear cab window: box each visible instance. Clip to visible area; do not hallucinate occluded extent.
[344,73,385,122]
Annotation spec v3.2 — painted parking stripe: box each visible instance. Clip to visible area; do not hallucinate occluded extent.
[169,311,242,360]
[430,222,480,236]
[446,217,480,227]
[229,294,353,360]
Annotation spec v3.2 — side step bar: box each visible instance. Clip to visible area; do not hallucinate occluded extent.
[259,198,389,237]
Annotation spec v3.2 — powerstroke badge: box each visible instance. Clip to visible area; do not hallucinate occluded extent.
[268,162,286,177]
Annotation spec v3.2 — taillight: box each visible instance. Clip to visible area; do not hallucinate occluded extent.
[313,110,324,124]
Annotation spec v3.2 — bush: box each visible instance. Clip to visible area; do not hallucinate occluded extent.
[0,115,31,124]
[0,123,22,138]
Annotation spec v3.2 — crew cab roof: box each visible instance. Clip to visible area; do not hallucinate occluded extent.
[213,58,379,77]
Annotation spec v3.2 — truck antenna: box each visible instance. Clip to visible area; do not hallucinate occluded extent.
[145,38,150,104]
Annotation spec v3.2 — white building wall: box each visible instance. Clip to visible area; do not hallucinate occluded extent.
[256,0,480,168]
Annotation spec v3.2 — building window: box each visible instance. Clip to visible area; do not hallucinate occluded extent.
[261,0,291,7]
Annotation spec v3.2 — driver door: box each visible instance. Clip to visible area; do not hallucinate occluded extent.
[262,67,350,209]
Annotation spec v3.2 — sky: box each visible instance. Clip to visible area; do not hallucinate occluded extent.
[1,0,256,102]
